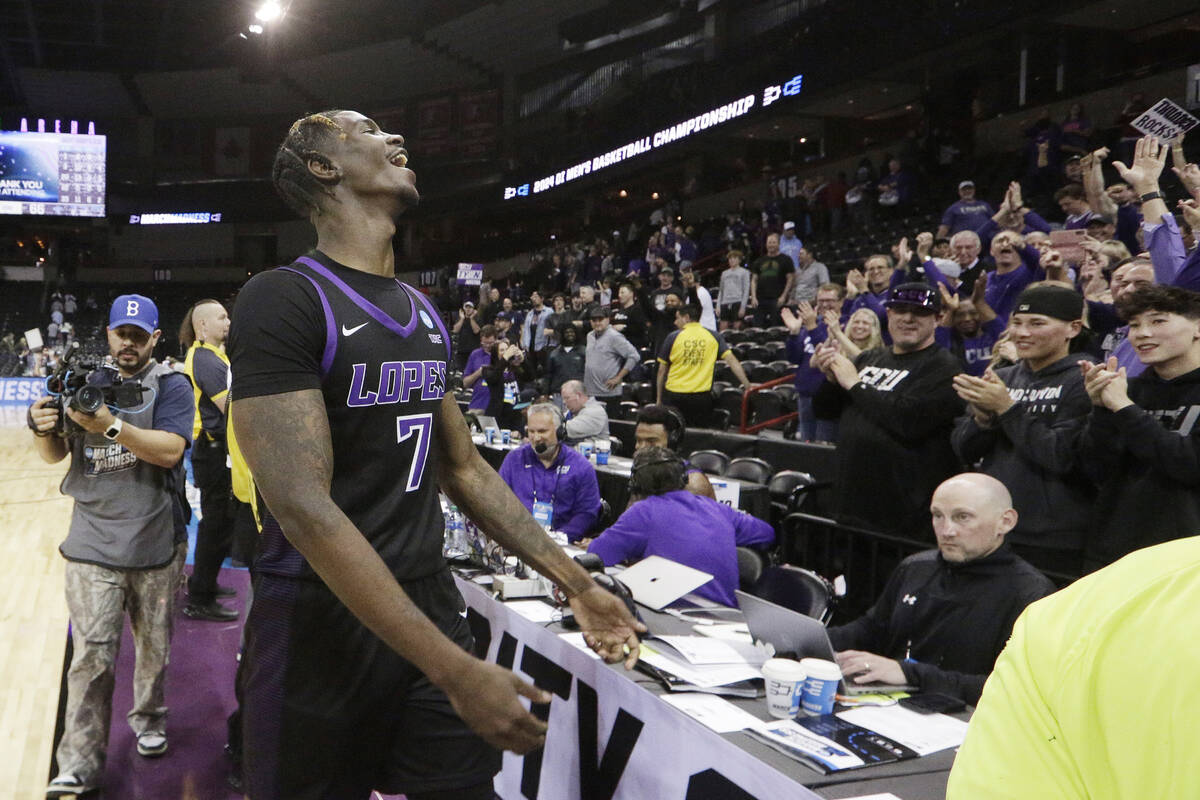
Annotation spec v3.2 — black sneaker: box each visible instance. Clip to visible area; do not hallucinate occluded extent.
[183,601,238,622]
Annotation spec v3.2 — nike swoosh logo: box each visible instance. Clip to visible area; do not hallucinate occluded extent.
[342,322,368,336]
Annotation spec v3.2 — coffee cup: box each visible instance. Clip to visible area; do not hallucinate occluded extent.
[579,441,594,460]
[799,657,841,716]
[761,658,807,719]
[595,438,611,465]
[484,426,498,444]
[501,429,511,444]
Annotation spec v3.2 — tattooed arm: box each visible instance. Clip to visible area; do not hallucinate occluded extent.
[232,390,552,754]
[434,394,645,664]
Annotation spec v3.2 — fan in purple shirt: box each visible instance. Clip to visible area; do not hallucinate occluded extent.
[936,278,1005,376]
[587,447,774,607]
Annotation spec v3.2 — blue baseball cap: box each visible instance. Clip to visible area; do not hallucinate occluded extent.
[109,294,160,334]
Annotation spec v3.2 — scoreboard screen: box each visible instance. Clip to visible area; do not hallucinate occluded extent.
[0,131,106,218]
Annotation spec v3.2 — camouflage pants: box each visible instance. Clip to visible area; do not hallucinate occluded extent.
[55,542,185,783]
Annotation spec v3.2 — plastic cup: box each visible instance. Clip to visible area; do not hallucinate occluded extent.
[799,657,842,716]
[762,658,807,719]
[595,439,610,465]
[485,427,498,444]
[501,429,511,444]
[579,441,594,460]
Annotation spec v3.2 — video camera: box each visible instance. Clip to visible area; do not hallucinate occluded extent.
[45,342,149,437]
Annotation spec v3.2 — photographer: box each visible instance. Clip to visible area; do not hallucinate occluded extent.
[28,294,195,798]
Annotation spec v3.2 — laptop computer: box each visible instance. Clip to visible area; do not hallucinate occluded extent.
[616,556,714,611]
[475,414,500,432]
[735,590,916,695]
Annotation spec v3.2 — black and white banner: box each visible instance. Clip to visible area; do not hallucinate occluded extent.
[456,577,818,800]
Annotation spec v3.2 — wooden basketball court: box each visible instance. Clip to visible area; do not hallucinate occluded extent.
[0,426,73,799]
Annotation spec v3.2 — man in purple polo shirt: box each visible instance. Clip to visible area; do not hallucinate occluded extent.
[587,447,774,607]
[498,403,600,543]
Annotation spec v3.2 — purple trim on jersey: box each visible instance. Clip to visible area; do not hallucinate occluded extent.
[278,267,337,378]
[254,510,309,577]
[241,573,298,800]
[408,284,453,362]
[296,257,419,339]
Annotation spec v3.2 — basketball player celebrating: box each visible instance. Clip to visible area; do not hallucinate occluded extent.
[227,110,644,800]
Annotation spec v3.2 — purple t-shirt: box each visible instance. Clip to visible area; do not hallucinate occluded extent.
[587,489,774,607]
[936,317,1006,376]
[940,200,995,236]
[464,347,492,410]
[986,264,1040,323]
[785,323,832,397]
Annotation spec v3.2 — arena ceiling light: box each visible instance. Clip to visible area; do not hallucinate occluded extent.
[255,2,283,23]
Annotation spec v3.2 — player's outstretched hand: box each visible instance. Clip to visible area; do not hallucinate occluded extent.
[570,584,647,669]
[445,660,552,754]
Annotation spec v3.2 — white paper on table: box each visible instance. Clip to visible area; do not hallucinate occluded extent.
[471,574,494,585]
[639,646,763,689]
[693,622,752,641]
[836,704,969,756]
[652,634,765,666]
[661,692,764,733]
[502,600,561,624]
[557,632,602,659]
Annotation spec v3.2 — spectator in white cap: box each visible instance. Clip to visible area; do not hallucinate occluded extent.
[779,220,803,266]
[937,180,996,240]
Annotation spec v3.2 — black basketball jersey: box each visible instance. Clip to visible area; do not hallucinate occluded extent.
[238,253,453,582]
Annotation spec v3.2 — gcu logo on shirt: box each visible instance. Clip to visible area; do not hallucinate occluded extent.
[857,366,910,392]
[347,360,446,407]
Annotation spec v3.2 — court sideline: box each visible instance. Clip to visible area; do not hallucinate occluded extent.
[0,427,73,799]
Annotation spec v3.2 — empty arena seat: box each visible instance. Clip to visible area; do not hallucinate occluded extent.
[687,449,729,475]
[724,456,773,485]
[751,565,836,623]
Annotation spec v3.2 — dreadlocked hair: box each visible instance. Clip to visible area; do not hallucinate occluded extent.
[272,110,347,218]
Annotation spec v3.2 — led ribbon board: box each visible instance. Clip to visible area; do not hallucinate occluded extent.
[503,73,804,200]
[129,212,222,224]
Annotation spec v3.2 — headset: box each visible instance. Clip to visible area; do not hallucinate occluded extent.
[527,402,566,453]
[637,404,687,450]
[628,450,686,497]
[661,405,687,450]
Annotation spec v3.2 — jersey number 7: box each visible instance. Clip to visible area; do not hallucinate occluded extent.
[395,413,433,492]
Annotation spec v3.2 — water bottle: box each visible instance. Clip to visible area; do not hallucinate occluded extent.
[443,504,467,559]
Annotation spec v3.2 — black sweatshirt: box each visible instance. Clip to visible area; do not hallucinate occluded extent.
[827,546,1055,704]
[814,344,964,538]
[1081,365,1200,569]
[951,355,1095,554]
